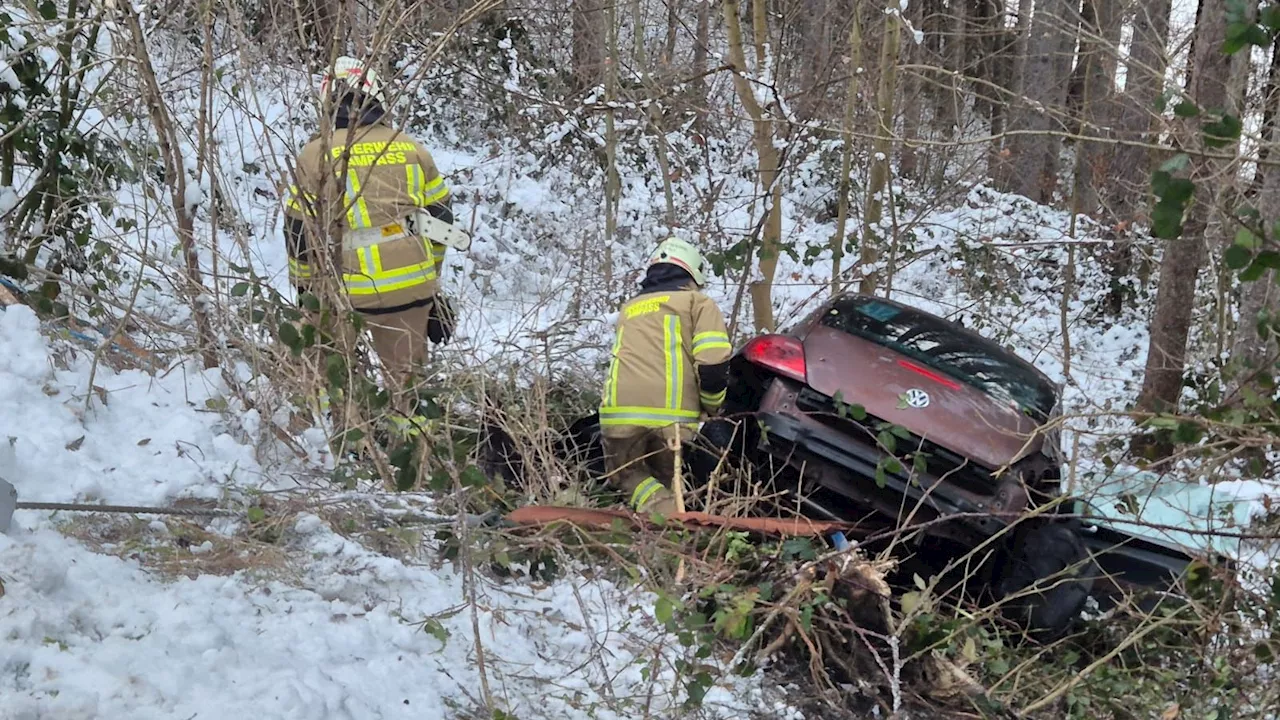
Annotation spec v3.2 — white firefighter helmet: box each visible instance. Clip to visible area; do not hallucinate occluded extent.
[321,56,387,107]
[649,236,708,287]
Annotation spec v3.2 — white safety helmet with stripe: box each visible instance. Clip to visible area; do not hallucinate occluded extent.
[649,236,708,287]
[321,56,387,106]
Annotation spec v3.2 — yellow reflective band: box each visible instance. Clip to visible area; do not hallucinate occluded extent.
[692,330,731,355]
[343,261,436,295]
[604,326,624,407]
[406,165,421,206]
[662,315,683,411]
[346,170,372,229]
[389,414,431,438]
[631,477,665,511]
[288,258,313,279]
[357,246,376,275]
[700,389,726,406]
[598,406,699,428]
[284,185,318,215]
[422,175,449,205]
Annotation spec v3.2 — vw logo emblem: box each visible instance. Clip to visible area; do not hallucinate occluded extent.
[904,388,931,408]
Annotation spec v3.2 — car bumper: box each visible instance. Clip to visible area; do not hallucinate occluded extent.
[752,379,1202,591]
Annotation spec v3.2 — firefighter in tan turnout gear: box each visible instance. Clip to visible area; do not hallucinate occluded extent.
[599,238,733,515]
[283,56,470,436]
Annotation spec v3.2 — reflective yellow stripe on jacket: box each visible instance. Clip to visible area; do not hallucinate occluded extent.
[599,312,700,428]
[598,406,700,427]
[289,258,313,283]
[344,242,438,297]
[691,330,731,358]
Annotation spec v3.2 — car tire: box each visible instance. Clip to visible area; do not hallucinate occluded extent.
[994,521,1096,640]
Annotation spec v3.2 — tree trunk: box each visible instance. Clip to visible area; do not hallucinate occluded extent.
[692,0,710,125]
[934,0,966,140]
[1002,0,1079,203]
[664,0,680,69]
[833,7,864,293]
[602,0,619,294]
[991,0,1030,179]
[1064,0,1092,121]
[1074,0,1121,217]
[1136,0,1231,415]
[861,0,902,294]
[724,0,783,332]
[1100,0,1171,314]
[571,0,605,92]
[1231,149,1280,384]
[900,0,926,178]
[1248,43,1280,198]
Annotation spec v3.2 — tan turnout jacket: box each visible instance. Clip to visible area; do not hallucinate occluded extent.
[284,123,451,311]
[600,286,732,435]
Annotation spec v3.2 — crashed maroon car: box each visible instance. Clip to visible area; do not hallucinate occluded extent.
[720,293,1064,540]
[703,293,1198,634]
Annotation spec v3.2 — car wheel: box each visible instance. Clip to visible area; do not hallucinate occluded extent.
[994,521,1096,640]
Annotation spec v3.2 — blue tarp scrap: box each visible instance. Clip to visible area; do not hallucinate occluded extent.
[0,275,147,361]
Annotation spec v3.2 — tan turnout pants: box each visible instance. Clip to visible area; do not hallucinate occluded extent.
[364,302,432,390]
[306,299,433,417]
[602,424,694,516]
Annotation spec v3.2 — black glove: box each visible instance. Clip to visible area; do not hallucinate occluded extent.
[427,294,456,345]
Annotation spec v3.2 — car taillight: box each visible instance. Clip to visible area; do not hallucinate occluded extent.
[742,334,807,383]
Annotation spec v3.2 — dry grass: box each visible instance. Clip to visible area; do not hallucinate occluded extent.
[55,513,293,582]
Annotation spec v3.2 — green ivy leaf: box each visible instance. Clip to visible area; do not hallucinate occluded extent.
[912,453,928,474]
[1257,250,1280,269]
[1174,421,1204,445]
[885,457,904,475]
[1225,245,1252,270]
[1159,153,1191,173]
[1203,112,1243,149]
[277,322,302,353]
[1241,261,1268,282]
[890,425,913,440]
[1150,173,1196,239]
[876,429,897,454]
[781,537,817,561]
[230,282,250,297]
[655,596,675,624]
[1262,4,1280,32]
[1234,228,1259,250]
[874,463,888,488]
[325,354,347,390]
[461,465,488,488]
[421,618,450,646]
[1173,102,1200,118]
[1254,641,1276,664]
[247,507,266,523]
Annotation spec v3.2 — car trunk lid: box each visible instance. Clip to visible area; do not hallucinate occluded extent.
[800,324,1043,470]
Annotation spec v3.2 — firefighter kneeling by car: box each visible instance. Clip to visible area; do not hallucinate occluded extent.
[599,237,733,515]
[282,56,471,441]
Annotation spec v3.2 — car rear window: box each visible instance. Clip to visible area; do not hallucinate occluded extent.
[820,297,1059,420]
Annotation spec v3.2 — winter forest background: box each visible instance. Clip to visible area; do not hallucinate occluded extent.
[3,0,1280,717]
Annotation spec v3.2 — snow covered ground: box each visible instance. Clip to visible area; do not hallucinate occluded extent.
[0,303,802,719]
